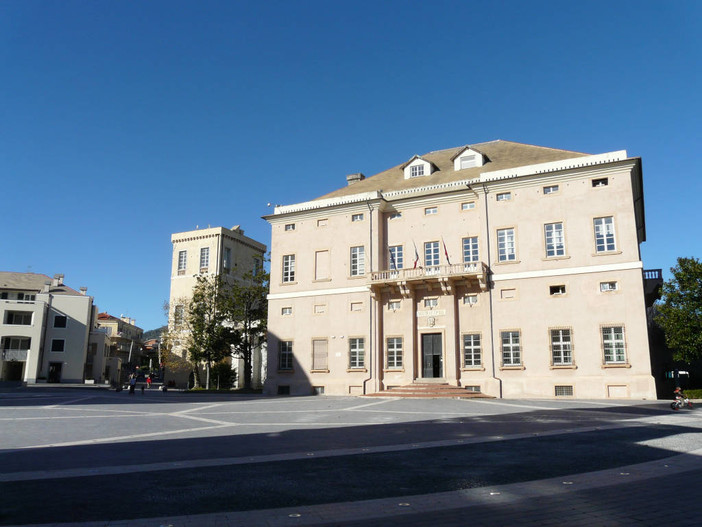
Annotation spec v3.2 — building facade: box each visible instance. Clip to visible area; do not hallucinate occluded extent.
[96,313,144,381]
[264,140,659,399]
[1,272,96,384]
[167,225,267,388]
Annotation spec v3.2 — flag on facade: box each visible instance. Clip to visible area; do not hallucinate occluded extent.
[413,241,420,269]
[442,237,451,266]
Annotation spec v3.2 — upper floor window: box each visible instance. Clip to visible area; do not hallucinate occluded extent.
[351,213,364,222]
[199,247,210,270]
[350,246,365,276]
[223,247,232,270]
[51,339,65,352]
[173,305,185,326]
[549,285,566,296]
[592,178,609,187]
[317,218,328,227]
[424,206,438,215]
[459,155,478,169]
[463,294,478,305]
[177,251,187,274]
[410,165,424,178]
[5,311,32,325]
[497,228,516,262]
[282,254,295,283]
[54,315,67,328]
[461,201,476,211]
[425,241,440,268]
[496,192,511,202]
[543,185,559,195]
[284,223,296,231]
[600,281,618,292]
[463,236,479,264]
[389,245,403,270]
[253,258,262,276]
[424,297,438,308]
[2,337,30,351]
[388,300,401,311]
[594,217,616,252]
[544,222,565,257]
[281,306,293,316]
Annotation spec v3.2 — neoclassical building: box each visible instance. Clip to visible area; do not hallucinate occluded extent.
[264,140,660,399]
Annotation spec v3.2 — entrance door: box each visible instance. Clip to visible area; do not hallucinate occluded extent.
[421,333,443,378]
[48,362,62,383]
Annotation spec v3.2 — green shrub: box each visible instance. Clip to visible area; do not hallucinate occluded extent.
[684,389,702,399]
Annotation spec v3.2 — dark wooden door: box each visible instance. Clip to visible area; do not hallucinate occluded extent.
[422,333,443,378]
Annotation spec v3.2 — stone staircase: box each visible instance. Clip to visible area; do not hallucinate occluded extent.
[365,382,493,399]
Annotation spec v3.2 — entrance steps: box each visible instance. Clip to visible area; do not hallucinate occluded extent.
[365,382,493,399]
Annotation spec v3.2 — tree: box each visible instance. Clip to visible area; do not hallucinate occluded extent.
[655,257,702,362]
[185,275,238,389]
[225,269,269,391]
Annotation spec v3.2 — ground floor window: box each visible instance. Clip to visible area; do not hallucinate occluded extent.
[501,331,521,366]
[602,326,626,363]
[463,334,481,367]
[386,337,403,369]
[279,341,293,370]
[349,338,365,369]
[550,328,572,365]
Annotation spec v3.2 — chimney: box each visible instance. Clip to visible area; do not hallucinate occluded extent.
[79,287,88,295]
[346,173,365,186]
[42,281,51,293]
[52,274,64,286]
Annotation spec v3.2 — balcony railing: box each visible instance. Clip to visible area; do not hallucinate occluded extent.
[371,262,488,285]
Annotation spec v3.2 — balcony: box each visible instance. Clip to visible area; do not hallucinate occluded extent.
[643,269,663,307]
[370,262,489,296]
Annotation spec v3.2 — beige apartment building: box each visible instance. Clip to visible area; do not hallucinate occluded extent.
[167,225,267,388]
[264,140,659,399]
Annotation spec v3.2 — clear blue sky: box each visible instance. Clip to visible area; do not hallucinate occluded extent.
[1,0,700,331]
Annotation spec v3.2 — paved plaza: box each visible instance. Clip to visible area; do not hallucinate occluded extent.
[0,386,700,526]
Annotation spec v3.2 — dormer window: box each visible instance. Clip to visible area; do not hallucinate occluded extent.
[410,165,424,178]
[452,147,485,171]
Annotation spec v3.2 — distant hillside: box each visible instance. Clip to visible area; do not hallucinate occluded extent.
[143,325,167,341]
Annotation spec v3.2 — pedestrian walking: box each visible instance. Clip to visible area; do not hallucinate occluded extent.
[128,374,136,394]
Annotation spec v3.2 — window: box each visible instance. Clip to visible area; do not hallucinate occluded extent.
[312,339,328,370]
[460,155,477,169]
[17,293,35,301]
[462,236,479,263]
[463,294,478,305]
[594,217,616,252]
[410,165,424,178]
[253,258,262,275]
[199,247,210,270]
[5,311,32,325]
[602,326,626,363]
[496,192,511,201]
[352,213,364,222]
[551,328,572,365]
[549,285,566,296]
[600,281,618,292]
[314,304,326,314]
[555,385,574,397]
[386,337,403,369]
[285,223,296,231]
[51,339,65,352]
[349,338,365,368]
[350,246,365,276]
[424,206,438,215]
[54,315,67,328]
[0,292,7,299]
[223,247,232,270]
[461,201,476,211]
[3,337,30,351]
[424,297,438,308]
[177,251,187,274]
[317,218,328,227]
[279,341,293,370]
[497,228,516,262]
[501,331,521,366]
[388,300,401,311]
[350,302,363,312]
[500,288,516,299]
[389,212,402,220]
[592,177,609,187]
[425,241,440,268]
[543,185,559,194]
[389,245,403,270]
[282,255,295,282]
[281,306,292,316]
[544,222,565,257]
[463,334,481,367]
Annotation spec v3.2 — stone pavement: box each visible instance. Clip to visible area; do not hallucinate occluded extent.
[1,387,700,526]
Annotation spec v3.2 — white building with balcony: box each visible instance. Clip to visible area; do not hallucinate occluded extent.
[0,272,96,383]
